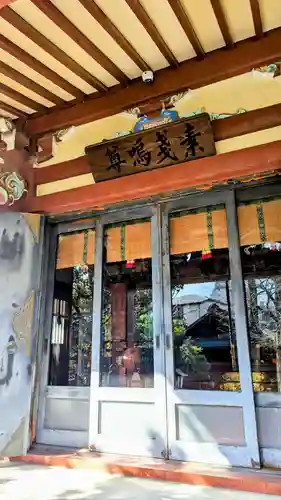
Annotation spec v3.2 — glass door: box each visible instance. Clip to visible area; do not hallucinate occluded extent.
[237,193,281,468]
[89,207,167,457]
[37,222,95,448]
[162,192,260,467]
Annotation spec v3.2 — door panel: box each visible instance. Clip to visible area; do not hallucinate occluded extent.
[37,225,95,448]
[162,194,260,467]
[89,208,167,457]
[237,194,281,468]
[37,194,262,466]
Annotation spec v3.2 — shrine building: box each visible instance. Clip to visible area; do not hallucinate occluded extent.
[1,0,281,472]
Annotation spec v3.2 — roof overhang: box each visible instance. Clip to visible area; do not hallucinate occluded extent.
[0,0,279,137]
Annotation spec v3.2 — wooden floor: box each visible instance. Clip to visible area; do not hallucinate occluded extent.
[10,445,281,496]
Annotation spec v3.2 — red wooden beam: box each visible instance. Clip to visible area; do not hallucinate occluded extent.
[213,102,281,141]
[34,103,281,186]
[35,155,91,185]
[26,27,281,136]
[0,0,16,7]
[26,140,281,214]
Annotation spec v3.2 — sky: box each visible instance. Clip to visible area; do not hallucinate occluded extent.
[177,282,216,298]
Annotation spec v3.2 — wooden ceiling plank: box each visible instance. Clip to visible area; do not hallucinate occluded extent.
[0,61,64,105]
[78,0,150,72]
[31,0,128,85]
[0,99,27,117]
[0,7,107,92]
[125,0,178,67]
[210,0,234,49]
[167,0,205,59]
[26,26,281,136]
[0,34,84,99]
[0,81,47,112]
[250,0,263,39]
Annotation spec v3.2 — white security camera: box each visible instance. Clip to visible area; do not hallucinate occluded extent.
[142,70,154,84]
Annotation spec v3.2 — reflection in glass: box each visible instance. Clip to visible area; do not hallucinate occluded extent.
[100,221,154,388]
[242,245,281,391]
[170,208,239,391]
[238,198,281,392]
[49,230,94,386]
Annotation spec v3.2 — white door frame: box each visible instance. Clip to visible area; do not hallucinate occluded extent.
[36,221,95,449]
[36,189,261,466]
[161,190,260,467]
[88,206,168,458]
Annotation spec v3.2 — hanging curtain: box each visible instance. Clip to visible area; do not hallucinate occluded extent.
[170,208,228,255]
[106,221,151,262]
[56,229,95,269]
[238,199,281,245]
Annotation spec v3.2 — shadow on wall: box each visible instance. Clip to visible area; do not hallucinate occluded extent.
[0,213,39,457]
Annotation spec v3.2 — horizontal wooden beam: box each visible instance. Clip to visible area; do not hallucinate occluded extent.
[27,139,281,214]
[35,155,91,185]
[213,102,281,141]
[26,27,281,136]
[34,103,281,186]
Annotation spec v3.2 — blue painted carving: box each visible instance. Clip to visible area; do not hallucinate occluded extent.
[134,109,178,133]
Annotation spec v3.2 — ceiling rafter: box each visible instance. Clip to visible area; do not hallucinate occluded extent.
[25,26,281,136]
[0,80,47,112]
[125,0,178,67]
[0,61,64,105]
[77,0,150,72]
[31,0,128,85]
[210,0,234,49]
[0,99,27,117]
[250,0,263,39]
[0,33,84,98]
[0,0,15,8]
[0,6,107,92]
[167,0,205,59]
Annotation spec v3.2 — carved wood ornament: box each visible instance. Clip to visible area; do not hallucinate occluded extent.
[0,118,29,206]
[0,171,26,206]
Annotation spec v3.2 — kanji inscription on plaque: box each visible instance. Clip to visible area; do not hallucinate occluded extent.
[85,113,216,182]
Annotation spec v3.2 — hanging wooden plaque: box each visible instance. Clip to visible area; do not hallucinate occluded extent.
[85,113,216,183]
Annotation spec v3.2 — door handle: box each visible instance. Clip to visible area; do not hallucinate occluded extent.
[156,335,160,349]
[156,335,171,349]
[166,334,171,350]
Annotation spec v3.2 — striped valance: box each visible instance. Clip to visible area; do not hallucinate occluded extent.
[238,199,281,246]
[170,208,228,255]
[56,222,152,268]
[105,221,151,262]
[56,230,95,269]
[55,199,281,268]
